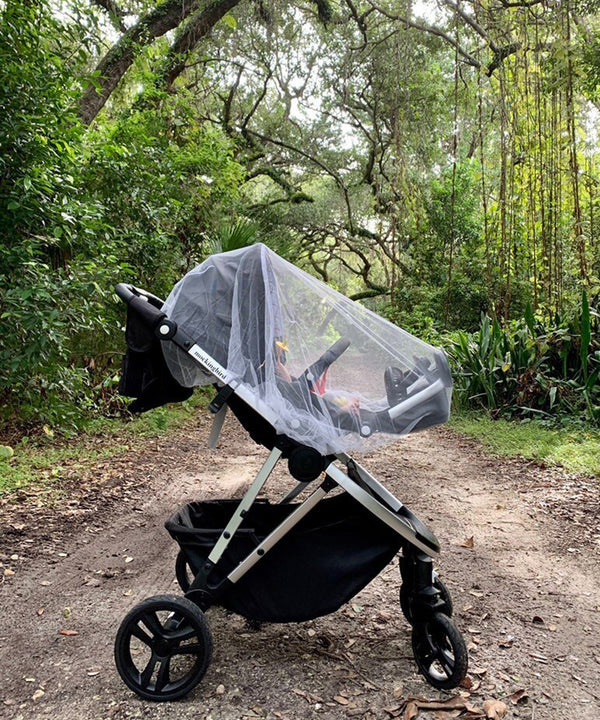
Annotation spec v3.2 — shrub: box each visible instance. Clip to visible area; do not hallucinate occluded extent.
[449,292,600,422]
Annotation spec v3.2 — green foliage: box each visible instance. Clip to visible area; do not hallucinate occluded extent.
[0,7,246,432]
[449,292,600,422]
[0,4,115,430]
[451,412,600,478]
[82,94,246,292]
[208,218,259,253]
[577,33,600,100]
[0,392,208,496]
[382,163,490,332]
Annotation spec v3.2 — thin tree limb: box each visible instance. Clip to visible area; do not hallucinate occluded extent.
[245,128,357,233]
[91,0,127,33]
[364,0,482,69]
[159,0,241,90]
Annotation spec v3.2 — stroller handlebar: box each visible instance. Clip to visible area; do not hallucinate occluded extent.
[115,283,168,329]
[115,283,136,303]
[115,283,164,306]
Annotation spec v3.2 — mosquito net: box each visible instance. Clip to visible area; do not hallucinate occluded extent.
[162,243,452,455]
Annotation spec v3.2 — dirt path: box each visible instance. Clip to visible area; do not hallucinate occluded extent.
[1,415,599,720]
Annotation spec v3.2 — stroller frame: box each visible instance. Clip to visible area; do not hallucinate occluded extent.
[184,446,438,596]
[113,283,468,702]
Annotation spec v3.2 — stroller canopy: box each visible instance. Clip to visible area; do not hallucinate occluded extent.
[162,243,452,455]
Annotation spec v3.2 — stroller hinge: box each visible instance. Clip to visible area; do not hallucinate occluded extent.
[209,384,235,414]
[184,559,216,608]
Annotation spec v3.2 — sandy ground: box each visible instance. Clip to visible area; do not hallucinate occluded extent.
[1,413,599,720]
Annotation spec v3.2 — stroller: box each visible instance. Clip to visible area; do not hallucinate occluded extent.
[114,243,468,701]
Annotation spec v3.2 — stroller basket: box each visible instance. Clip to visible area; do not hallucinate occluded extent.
[166,493,402,623]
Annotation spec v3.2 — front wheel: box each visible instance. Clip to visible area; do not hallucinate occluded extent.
[412,612,468,690]
[400,572,453,625]
[115,594,212,701]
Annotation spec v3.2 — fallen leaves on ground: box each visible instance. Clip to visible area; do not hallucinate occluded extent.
[509,688,528,704]
[483,699,508,718]
[384,694,510,719]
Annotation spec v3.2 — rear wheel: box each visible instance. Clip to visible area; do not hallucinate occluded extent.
[115,594,212,701]
[412,612,468,690]
[175,551,195,593]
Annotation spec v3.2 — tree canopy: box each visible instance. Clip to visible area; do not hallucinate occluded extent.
[1,0,600,428]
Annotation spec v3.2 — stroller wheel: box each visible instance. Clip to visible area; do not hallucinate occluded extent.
[400,572,453,625]
[411,612,468,690]
[175,551,195,592]
[115,594,212,701]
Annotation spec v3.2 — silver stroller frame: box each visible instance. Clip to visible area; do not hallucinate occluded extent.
[113,283,468,702]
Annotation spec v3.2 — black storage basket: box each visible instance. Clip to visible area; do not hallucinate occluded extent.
[165,493,403,623]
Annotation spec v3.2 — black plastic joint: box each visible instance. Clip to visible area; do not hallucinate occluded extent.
[209,385,235,414]
[154,318,177,341]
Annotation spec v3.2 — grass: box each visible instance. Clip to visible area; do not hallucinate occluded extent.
[450,411,600,477]
[0,392,209,496]
[3,394,599,497]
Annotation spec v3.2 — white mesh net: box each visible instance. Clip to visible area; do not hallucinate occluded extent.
[162,244,452,455]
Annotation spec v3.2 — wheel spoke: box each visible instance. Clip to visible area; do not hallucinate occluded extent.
[435,647,455,676]
[155,657,171,692]
[140,653,158,688]
[141,610,165,639]
[131,624,153,647]
[173,642,203,656]
[166,624,198,643]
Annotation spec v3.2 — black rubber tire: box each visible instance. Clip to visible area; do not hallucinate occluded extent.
[411,612,468,690]
[175,551,195,593]
[115,594,212,701]
[400,573,453,625]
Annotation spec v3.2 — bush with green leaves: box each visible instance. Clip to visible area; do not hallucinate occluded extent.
[449,292,600,422]
[0,4,114,430]
[0,6,247,432]
[82,94,246,294]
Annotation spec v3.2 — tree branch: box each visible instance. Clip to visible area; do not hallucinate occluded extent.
[159,0,242,90]
[365,0,482,69]
[349,287,389,300]
[441,0,500,53]
[244,128,357,233]
[91,0,127,33]
[78,0,204,124]
[496,0,545,7]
